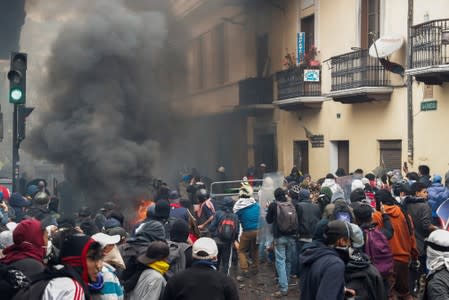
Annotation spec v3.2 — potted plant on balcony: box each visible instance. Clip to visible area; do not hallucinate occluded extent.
[283,48,296,69]
[303,45,320,68]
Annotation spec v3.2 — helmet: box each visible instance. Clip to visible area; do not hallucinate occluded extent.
[196,189,210,202]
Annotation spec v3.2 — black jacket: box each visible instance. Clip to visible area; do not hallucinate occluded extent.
[426,268,449,300]
[299,242,345,300]
[345,251,386,300]
[296,200,321,239]
[403,196,433,255]
[162,264,239,300]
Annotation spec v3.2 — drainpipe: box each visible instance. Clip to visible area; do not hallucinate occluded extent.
[407,0,414,165]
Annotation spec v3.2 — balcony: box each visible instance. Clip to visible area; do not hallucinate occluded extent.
[273,66,325,110]
[327,49,393,104]
[238,77,273,109]
[407,19,449,85]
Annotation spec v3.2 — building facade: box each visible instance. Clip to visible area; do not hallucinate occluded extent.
[172,0,449,179]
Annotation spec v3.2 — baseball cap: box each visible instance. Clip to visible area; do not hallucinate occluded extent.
[192,237,218,260]
[91,232,120,247]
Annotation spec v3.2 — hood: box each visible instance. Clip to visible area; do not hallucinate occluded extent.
[134,220,166,242]
[233,197,256,213]
[299,242,339,266]
[346,251,371,271]
[383,204,402,218]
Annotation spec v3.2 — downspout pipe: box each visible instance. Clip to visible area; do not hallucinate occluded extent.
[407,0,414,164]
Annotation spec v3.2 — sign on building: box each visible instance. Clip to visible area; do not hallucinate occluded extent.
[421,100,437,111]
[297,32,305,65]
[304,69,320,82]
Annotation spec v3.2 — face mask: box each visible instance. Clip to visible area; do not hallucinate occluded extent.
[45,240,52,257]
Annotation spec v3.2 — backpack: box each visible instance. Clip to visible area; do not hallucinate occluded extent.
[166,241,191,277]
[364,227,394,277]
[276,202,298,234]
[332,200,352,223]
[12,265,88,300]
[217,213,239,242]
[0,264,30,299]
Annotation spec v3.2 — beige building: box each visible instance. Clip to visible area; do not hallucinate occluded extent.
[172,0,449,179]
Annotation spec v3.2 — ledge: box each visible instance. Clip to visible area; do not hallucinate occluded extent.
[327,86,393,104]
[406,65,449,85]
[273,96,329,110]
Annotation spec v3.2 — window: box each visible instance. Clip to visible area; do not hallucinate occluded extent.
[379,140,401,171]
[214,23,227,85]
[256,33,269,77]
[301,15,315,53]
[192,34,206,90]
[361,0,379,49]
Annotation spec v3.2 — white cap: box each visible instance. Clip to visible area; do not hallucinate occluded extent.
[92,232,120,247]
[192,237,218,260]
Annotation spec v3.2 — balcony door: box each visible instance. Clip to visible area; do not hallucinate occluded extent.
[361,0,379,49]
[293,141,309,174]
[301,15,315,53]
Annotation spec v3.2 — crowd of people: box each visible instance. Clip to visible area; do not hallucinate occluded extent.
[0,164,447,300]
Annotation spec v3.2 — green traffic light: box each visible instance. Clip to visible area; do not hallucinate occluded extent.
[10,88,24,103]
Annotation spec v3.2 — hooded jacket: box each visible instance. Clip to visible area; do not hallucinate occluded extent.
[233,197,260,231]
[427,183,449,218]
[299,242,345,300]
[373,205,418,263]
[296,197,321,240]
[345,251,386,300]
[403,196,433,255]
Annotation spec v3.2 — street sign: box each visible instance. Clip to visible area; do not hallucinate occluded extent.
[304,69,320,82]
[421,100,437,111]
[297,32,305,65]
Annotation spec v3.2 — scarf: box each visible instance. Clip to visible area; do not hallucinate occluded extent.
[427,247,449,276]
[233,197,256,213]
[148,260,170,275]
[0,241,45,264]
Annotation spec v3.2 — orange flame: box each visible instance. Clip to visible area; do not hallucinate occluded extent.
[133,200,153,225]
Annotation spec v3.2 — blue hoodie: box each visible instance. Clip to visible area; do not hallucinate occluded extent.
[427,183,449,218]
[299,242,345,300]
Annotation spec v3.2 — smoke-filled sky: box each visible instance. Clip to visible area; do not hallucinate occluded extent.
[21,0,186,206]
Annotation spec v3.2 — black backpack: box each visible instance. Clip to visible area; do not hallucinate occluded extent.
[12,265,88,300]
[0,264,30,299]
[276,202,298,234]
[217,213,239,242]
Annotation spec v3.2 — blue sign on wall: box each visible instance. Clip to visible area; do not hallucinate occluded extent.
[297,32,305,65]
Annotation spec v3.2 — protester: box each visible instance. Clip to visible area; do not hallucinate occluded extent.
[372,189,418,300]
[425,229,449,299]
[0,219,47,277]
[162,237,239,300]
[209,196,239,274]
[427,175,449,226]
[126,241,169,300]
[266,188,297,297]
[195,189,215,235]
[233,182,260,281]
[299,220,356,300]
[166,219,193,275]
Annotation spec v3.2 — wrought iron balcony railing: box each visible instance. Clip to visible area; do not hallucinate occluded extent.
[411,18,449,68]
[239,77,273,106]
[330,49,389,91]
[276,66,321,100]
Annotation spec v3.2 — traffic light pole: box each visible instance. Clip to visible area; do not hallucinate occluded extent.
[12,104,19,193]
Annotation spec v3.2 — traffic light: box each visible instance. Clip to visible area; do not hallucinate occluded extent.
[7,52,27,104]
[17,105,33,142]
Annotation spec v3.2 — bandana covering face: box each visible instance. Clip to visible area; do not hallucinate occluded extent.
[148,261,170,275]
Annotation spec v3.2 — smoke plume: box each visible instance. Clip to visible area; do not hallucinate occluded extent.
[22,0,186,206]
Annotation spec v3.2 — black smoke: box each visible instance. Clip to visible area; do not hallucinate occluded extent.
[24,0,186,207]
[0,0,25,59]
